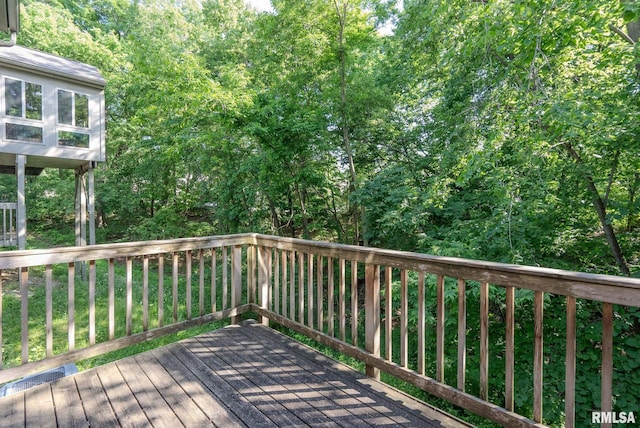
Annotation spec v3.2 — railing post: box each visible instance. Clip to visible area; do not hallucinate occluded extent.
[365,263,380,379]
[0,268,3,369]
[231,245,243,324]
[16,155,26,250]
[258,246,270,326]
[20,267,28,363]
[247,245,255,305]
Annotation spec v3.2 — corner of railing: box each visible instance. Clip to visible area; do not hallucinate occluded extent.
[230,245,243,324]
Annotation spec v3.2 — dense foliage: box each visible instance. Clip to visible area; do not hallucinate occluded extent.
[3,0,638,277]
[1,0,640,425]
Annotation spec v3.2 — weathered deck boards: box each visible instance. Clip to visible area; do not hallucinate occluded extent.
[0,321,471,427]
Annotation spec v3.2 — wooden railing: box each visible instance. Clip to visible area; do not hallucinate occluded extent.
[0,234,252,385]
[248,235,640,428]
[1,233,640,427]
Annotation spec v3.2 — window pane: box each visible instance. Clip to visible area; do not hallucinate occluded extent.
[58,130,89,148]
[5,78,22,117]
[58,90,73,125]
[25,83,42,120]
[75,94,89,128]
[6,123,43,143]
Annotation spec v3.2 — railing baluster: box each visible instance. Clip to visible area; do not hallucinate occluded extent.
[418,271,426,376]
[246,245,253,305]
[258,246,268,326]
[232,245,243,324]
[480,281,489,401]
[186,250,192,320]
[66,263,75,353]
[274,248,280,315]
[45,265,53,358]
[89,259,96,344]
[317,255,323,333]
[231,245,242,308]
[457,278,466,391]
[199,249,205,317]
[210,249,216,313]
[266,247,272,311]
[126,257,133,335]
[339,258,346,342]
[290,250,295,320]
[172,252,179,322]
[158,254,164,327]
[142,256,149,332]
[565,296,576,428]
[400,269,408,368]
[298,252,304,324]
[2,209,5,245]
[222,247,228,311]
[308,254,314,328]
[351,261,358,346]
[436,274,444,381]
[533,290,544,422]
[108,258,115,338]
[0,269,3,368]
[505,285,515,410]
[328,256,334,337]
[601,302,613,428]
[365,263,380,380]
[281,250,288,319]
[385,267,392,362]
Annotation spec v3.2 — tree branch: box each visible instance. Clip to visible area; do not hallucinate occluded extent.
[604,150,620,209]
[609,24,635,45]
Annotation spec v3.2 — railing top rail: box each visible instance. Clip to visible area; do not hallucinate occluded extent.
[0,233,255,269]
[0,202,17,209]
[1,232,638,305]
[249,234,640,306]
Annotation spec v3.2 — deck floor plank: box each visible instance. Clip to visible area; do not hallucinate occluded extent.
[115,356,184,428]
[0,390,24,426]
[193,328,341,427]
[75,370,120,428]
[97,361,150,428]
[208,327,366,427]
[1,320,471,428]
[24,384,56,428]
[170,339,306,426]
[234,322,438,427]
[132,351,218,428]
[50,376,88,428]
[144,348,244,428]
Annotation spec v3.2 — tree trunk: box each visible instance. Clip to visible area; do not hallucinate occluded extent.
[627,173,640,232]
[294,182,310,239]
[333,0,367,245]
[564,143,631,276]
[266,196,281,235]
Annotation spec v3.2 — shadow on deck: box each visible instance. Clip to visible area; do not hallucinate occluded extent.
[0,321,470,427]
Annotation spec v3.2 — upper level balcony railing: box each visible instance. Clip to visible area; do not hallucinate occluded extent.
[1,233,639,427]
[0,202,16,247]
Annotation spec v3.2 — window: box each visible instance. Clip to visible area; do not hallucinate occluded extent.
[57,90,89,128]
[4,78,43,143]
[57,90,72,124]
[58,130,89,148]
[6,123,43,143]
[4,78,42,121]
[57,90,90,148]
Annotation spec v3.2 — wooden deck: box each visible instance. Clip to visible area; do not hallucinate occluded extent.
[0,321,470,427]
